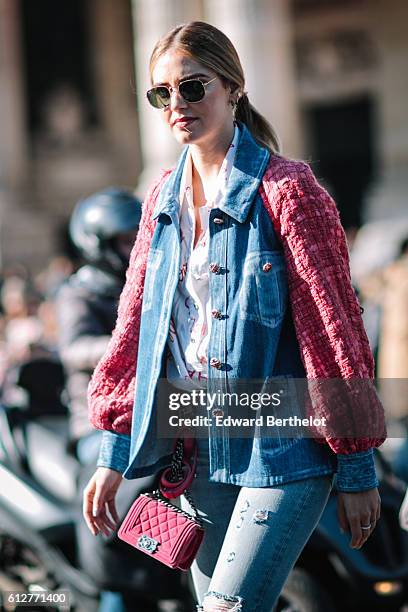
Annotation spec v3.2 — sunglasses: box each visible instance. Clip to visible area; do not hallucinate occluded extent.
[146,77,217,109]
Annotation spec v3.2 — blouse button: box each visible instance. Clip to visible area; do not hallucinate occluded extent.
[210,357,222,369]
[209,262,220,274]
[211,309,222,319]
[213,217,224,225]
[262,262,273,272]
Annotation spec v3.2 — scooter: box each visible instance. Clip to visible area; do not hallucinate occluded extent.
[1,359,408,612]
[0,358,194,611]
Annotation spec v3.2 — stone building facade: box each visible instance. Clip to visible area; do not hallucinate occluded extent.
[0,0,407,272]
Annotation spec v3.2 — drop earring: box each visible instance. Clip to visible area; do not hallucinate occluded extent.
[230,98,237,119]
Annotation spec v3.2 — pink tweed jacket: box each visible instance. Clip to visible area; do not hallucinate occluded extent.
[88,155,386,455]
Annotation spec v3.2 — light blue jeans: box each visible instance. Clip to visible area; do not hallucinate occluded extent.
[180,439,333,611]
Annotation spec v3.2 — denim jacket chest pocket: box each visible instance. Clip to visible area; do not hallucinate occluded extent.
[239,250,288,328]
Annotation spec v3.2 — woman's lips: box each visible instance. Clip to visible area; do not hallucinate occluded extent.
[173,117,198,129]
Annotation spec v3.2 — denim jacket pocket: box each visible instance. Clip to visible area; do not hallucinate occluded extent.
[142,249,163,313]
[239,250,288,328]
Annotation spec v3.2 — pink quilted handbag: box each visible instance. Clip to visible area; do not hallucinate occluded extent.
[117,438,205,570]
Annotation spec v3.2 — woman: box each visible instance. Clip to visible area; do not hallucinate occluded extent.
[83,22,386,611]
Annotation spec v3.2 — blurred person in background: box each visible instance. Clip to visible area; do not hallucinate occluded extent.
[55,188,141,612]
[0,275,57,395]
[35,254,75,301]
[0,272,63,409]
[56,188,141,464]
[0,276,44,362]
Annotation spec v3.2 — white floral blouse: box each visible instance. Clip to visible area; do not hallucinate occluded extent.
[166,125,239,389]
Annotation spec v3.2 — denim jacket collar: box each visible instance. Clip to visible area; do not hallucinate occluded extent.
[152,123,270,223]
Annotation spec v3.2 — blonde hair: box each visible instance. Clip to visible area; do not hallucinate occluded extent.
[149,21,281,154]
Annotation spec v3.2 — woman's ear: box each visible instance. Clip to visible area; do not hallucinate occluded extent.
[229,83,242,105]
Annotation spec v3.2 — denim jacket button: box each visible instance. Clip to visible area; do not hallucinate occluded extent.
[209,262,220,274]
[262,262,273,272]
[211,309,222,319]
[210,357,222,369]
[213,217,224,225]
[212,408,224,417]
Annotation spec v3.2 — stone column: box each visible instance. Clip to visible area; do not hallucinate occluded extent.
[364,0,408,224]
[131,0,203,194]
[86,0,141,169]
[0,0,29,269]
[0,0,27,187]
[204,0,303,158]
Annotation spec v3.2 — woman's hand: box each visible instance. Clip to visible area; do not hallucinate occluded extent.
[337,488,381,549]
[82,467,123,536]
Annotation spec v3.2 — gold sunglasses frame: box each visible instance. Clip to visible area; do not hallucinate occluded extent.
[146,77,217,109]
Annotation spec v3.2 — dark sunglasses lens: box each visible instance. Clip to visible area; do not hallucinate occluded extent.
[179,80,205,102]
[147,86,170,109]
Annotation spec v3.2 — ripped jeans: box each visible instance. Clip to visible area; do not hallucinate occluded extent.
[180,439,333,611]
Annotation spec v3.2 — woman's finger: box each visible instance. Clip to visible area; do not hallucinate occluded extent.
[90,500,118,535]
[93,517,111,536]
[91,512,110,536]
[357,496,382,547]
[107,498,120,525]
[92,482,105,519]
[98,504,118,531]
[349,513,364,548]
[84,514,98,536]
[336,495,349,533]
[362,497,381,543]
[360,516,376,545]
[82,481,98,535]
[88,517,101,536]
[355,508,376,548]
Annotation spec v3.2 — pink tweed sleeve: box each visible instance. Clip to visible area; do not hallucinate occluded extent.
[87,170,172,434]
[260,157,386,454]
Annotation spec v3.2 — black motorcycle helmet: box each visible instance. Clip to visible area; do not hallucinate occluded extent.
[69,188,142,278]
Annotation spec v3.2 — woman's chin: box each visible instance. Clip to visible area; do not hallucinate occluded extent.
[174,132,194,145]
[172,123,202,145]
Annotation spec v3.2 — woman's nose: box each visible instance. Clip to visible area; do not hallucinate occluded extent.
[169,88,187,111]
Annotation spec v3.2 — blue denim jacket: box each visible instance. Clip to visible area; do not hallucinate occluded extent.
[97,124,378,492]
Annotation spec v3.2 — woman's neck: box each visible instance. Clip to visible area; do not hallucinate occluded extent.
[189,123,235,186]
